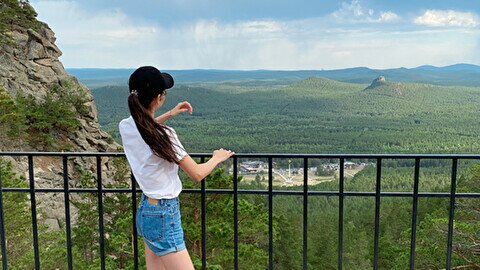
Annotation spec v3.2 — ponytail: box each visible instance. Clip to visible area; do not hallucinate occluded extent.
[128,93,180,164]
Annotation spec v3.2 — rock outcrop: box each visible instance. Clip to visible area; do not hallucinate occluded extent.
[365,76,386,90]
[363,76,409,96]
[0,19,124,227]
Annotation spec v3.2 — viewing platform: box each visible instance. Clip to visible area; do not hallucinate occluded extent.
[0,152,479,270]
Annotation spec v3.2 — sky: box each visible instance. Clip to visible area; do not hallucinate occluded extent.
[30,0,480,70]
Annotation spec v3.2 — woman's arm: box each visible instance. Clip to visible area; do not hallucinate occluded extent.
[155,101,193,124]
[154,110,174,124]
[179,149,234,183]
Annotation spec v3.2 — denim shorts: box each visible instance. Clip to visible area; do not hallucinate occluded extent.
[136,193,186,256]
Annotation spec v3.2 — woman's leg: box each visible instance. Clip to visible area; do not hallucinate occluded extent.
[144,242,166,270]
[159,248,194,270]
[144,242,194,270]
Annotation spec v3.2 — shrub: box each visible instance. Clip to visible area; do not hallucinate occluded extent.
[15,90,81,149]
[0,80,89,150]
[0,87,26,139]
[51,80,90,117]
[0,0,40,44]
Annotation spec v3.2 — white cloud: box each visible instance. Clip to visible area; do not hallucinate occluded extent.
[379,12,399,22]
[193,19,285,42]
[335,0,365,17]
[332,0,400,23]
[239,20,283,34]
[35,1,158,42]
[31,0,167,67]
[30,0,479,69]
[414,10,479,28]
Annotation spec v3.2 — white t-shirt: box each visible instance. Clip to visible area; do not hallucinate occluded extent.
[118,116,187,199]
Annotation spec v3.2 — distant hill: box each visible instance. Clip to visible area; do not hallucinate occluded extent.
[68,63,480,88]
[414,63,480,72]
[91,76,480,154]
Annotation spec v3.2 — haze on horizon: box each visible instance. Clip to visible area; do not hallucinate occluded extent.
[31,0,480,70]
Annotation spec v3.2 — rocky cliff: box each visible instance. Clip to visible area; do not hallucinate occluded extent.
[365,76,386,89]
[0,4,124,229]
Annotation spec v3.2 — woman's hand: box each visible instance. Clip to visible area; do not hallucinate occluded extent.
[169,101,193,117]
[179,149,235,182]
[212,148,235,163]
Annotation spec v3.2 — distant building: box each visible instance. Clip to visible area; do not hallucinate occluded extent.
[322,163,339,171]
[240,160,270,173]
[320,161,358,170]
[344,161,356,169]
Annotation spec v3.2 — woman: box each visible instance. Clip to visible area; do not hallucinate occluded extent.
[119,66,234,269]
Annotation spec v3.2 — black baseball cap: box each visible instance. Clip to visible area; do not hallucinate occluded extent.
[129,66,174,94]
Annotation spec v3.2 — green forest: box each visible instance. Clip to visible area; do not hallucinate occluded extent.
[92,76,480,154]
[2,75,479,269]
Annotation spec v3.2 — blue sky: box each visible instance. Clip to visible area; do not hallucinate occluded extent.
[30,0,480,69]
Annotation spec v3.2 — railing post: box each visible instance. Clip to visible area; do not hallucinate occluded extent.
[28,155,40,270]
[233,156,238,270]
[338,158,344,270]
[303,158,308,270]
[63,156,73,270]
[96,156,105,270]
[268,157,273,270]
[409,158,420,270]
[201,156,207,270]
[373,158,382,270]
[131,172,138,270]
[0,160,8,270]
[445,158,458,270]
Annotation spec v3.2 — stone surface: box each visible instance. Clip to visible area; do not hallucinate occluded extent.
[0,18,124,227]
[44,218,60,232]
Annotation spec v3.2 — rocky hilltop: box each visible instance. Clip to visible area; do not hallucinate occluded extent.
[0,2,123,229]
[364,76,412,96]
[365,75,386,89]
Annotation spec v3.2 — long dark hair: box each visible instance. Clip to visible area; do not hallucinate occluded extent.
[127,66,180,164]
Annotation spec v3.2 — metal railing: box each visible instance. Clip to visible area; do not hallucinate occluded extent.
[0,152,479,270]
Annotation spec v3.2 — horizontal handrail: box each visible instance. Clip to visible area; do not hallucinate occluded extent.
[1,151,480,159]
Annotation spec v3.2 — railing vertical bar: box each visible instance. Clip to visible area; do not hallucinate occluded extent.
[445,158,458,270]
[96,156,105,270]
[303,157,308,270]
[268,157,273,270]
[338,158,344,270]
[409,158,420,270]
[131,172,138,270]
[28,155,40,270]
[62,156,73,270]
[0,159,8,270]
[373,158,382,270]
[201,156,207,270]
[233,156,238,270]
